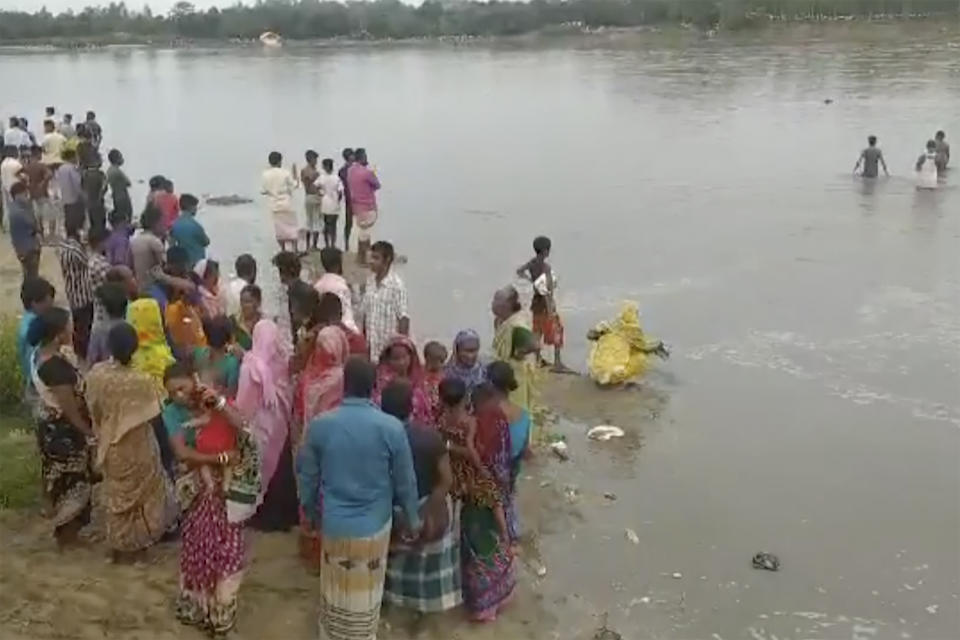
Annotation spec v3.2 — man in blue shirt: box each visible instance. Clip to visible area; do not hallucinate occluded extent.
[17,277,55,393]
[169,193,208,269]
[297,356,421,638]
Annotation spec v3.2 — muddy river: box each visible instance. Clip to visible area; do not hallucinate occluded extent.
[1,24,958,640]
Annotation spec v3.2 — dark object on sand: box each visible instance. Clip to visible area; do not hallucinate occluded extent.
[592,613,622,640]
[752,552,780,571]
[205,194,253,206]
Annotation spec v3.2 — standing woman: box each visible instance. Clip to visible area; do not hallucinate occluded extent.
[487,360,531,544]
[491,286,535,411]
[261,151,299,252]
[85,323,177,562]
[194,316,242,398]
[236,319,299,532]
[127,298,175,389]
[460,383,516,622]
[28,307,95,548]
[444,329,486,395]
[162,363,258,635]
[231,284,262,351]
[375,335,434,426]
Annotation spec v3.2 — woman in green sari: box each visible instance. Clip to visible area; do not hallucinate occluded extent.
[230,284,262,351]
[491,286,534,410]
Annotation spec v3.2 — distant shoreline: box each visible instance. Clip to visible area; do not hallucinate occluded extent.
[1,17,958,51]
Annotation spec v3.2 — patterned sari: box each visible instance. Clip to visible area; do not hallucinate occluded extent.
[374,335,434,426]
[460,404,516,621]
[85,360,177,552]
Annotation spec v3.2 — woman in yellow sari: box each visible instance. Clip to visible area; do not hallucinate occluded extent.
[85,322,178,562]
[127,298,176,388]
[491,286,535,410]
[126,298,177,476]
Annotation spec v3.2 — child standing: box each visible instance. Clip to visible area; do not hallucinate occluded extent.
[516,235,568,372]
[318,158,344,250]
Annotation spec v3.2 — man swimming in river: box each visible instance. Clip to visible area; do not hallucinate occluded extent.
[853,136,889,178]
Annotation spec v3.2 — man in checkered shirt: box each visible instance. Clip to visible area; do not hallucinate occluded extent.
[360,240,409,360]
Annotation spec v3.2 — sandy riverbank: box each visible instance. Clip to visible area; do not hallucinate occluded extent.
[0,237,659,640]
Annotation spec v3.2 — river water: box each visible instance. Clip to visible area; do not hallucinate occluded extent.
[2,26,959,639]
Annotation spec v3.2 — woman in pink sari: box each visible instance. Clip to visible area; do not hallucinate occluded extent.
[290,290,350,571]
[235,319,298,532]
[374,335,434,426]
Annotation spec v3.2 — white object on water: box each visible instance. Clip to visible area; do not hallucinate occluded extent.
[588,425,625,441]
[536,565,548,577]
[259,31,282,48]
[625,529,640,545]
[672,572,683,579]
[917,151,938,190]
[550,441,569,460]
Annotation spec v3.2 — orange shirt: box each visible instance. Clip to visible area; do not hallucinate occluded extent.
[165,300,207,355]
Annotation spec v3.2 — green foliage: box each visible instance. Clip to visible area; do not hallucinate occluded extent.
[0,315,24,412]
[0,415,40,510]
[0,0,956,42]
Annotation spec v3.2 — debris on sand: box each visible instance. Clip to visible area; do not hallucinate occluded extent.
[204,194,254,206]
[550,441,569,460]
[587,425,625,441]
[603,492,617,501]
[592,613,623,640]
[625,529,640,545]
[752,552,781,572]
[536,565,548,578]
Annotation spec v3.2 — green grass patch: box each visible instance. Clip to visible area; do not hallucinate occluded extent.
[0,411,40,510]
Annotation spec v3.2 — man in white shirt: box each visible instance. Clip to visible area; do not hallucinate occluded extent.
[1,144,25,232]
[224,253,258,317]
[314,247,357,333]
[3,117,30,148]
[41,120,66,166]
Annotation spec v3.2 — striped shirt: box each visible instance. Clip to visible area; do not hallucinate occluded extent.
[360,269,408,360]
[88,251,112,324]
[56,238,94,310]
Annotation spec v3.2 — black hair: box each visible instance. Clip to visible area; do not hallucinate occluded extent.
[240,284,262,303]
[290,282,319,323]
[108,207,128,227]
[380,380,413,422]
[305,149,318,161]
[487,360,518,393]
[148,175,165,190]
[272,251,301,279]
[343,356,376,398]
[88,225,110,247]
[371,241,394,263]
[86,111,96,120]
[354,148,367,163]
[10,182,28,197]
[317,292,343,324]
[20,277,54,311]
[533,235,552,255]
[936,130,945,139]
[423,340,447,361]
[96,283,129,319]
[9,116,18,127]
[926,139,937,151]
[108,322,139,365]
[868,135,877,146]
[472,382,498,407]
[268,151,282,167]
[30,145,42,156]
[27,306,70,347]
[203,315,234,349]
[342,147,354,161]
[45,106,55,115]
[166,246,189,269]
[319,247,342,274]
[439,376,467,408]
[163,360,193,384]
[200,259,219,280]
[107,148,122,164]
[235,254,257,280]
[179,193,199,211]
[140,204,162,231]
[322,158,334,172]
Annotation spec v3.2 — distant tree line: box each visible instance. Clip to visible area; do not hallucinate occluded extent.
[1,0,957,42]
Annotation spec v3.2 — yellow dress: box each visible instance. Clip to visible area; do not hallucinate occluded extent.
[587,302,665,386]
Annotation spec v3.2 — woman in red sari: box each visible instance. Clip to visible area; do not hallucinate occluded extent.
[373,335,434,426]
[290,287,350,572]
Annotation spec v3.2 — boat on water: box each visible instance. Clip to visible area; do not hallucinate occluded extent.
[259,31,282,48]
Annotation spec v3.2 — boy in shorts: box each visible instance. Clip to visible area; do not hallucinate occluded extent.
[517,235,569,372]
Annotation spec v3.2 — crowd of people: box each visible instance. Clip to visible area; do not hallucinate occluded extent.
[5,107,570,639]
